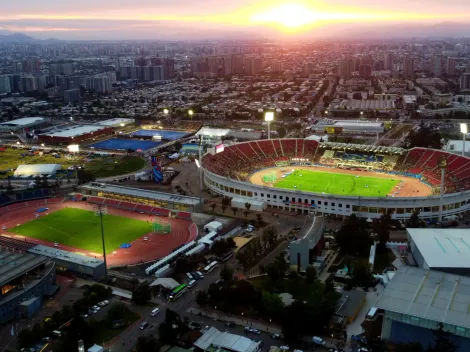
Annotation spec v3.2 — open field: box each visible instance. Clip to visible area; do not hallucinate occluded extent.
[250,166,432,198]
[0,147,145,179]
[10,208,152,254]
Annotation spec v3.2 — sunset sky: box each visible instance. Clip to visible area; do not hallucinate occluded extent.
[1,0,470,39]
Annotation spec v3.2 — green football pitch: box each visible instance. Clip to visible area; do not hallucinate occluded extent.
[273,169,399,197]
[11,208,153,254]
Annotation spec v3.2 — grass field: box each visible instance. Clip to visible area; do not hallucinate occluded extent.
[0,148,145,179]
[11,208,152,253]
[273,169,399,197]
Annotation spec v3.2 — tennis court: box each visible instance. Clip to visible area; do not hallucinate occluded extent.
[89,138,161,151]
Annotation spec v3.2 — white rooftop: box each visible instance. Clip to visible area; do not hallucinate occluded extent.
[150,278,179,290]
[14,164,62,176]
[194,327,260,352]
[0,117,44,126]
[444,139,470,154]
[334,121,383,128]
[196,127,231,137]
[42,125,107,138]
[95,118,135,126]
[376,266,470,329]
[408,228,470,269]
[28,244,104,268]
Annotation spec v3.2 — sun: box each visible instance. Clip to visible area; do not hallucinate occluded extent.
[250,3,317,29]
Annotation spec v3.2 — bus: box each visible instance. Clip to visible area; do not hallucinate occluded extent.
[169,284,187,301]
[203,261,218,274]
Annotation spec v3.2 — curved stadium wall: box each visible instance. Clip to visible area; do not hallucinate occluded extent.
[201,139,470,220]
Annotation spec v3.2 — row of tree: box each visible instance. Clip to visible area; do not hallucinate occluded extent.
[236,226,279,270]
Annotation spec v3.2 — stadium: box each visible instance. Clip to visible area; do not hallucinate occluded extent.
[202,138,470,220]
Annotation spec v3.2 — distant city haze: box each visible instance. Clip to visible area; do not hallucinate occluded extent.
[2,0,470,39]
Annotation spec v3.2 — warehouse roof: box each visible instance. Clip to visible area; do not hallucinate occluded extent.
[194,327,261,352]
[0,117,45,127]
[14,164,62,176]
[94,118,135,127]
[408,228,470,269]
[376,266,470,329]
[0,250,49,287]
[41,125,107,138]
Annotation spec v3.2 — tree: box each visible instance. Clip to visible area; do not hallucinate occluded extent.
[265,253,289,282]
[351,259,374,288]
[256,213,264,227]
[458,96,464,103]
[403,122,442,149]
[209,202,216,212]
[373,210,392,252]
[408,210,423,228]
[243,210,250,218]
[158,309,184,345]
[196,290,208,306]
[220,265,234,283]
[221,197,231,213]
[261,226,278,249]
[172,256,190,274]
[305,266,317,283]
[427,323,457,352]
[132,282,151,305]
[173,141,182,152]
[76,169,95,184]
[335,214,373,258]
[135,336,160,352]
[245,202,251,212]
[277,126,287,138]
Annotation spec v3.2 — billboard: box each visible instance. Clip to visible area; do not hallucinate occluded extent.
[215,144,225,154]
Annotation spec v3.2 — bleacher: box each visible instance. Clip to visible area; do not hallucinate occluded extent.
[0,193,12,206]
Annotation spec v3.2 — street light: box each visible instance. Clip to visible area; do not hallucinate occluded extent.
[188,109,194,120]
[163,108,169,115]
[461,123,468,156]
[265,111,274,139]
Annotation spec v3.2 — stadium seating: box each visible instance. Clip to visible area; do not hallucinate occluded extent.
[0,193,12,206]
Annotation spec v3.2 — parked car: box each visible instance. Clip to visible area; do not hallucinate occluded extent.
[225,321,235,327]
[92,305,100,311]
[244,327,260,335]
[271,333,281,339]
[312,336,326,346]
[140,321,148,330]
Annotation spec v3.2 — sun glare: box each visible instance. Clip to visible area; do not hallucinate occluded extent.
[250,4,317,29]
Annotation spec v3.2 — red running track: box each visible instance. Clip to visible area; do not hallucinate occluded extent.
[0,200,193,268]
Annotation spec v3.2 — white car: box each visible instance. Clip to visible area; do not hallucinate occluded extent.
[92,305,100,311]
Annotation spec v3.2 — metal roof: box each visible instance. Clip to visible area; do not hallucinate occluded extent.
[0,250,49,287]
[408,228,470,269]
[0,117,45,127]
[194,327,260,352]
[376,266,470,329]
[80,182,202,206]
[28,244,104,268]
[14,164,62,176]
[41,125,107,138]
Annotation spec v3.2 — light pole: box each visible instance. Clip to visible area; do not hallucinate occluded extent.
[438,157,447,222]
[188,109,194,121]
[195,135,204,209]
[265,111,274,139]
[163,108,169,115]
[95,204,108,280]
[460,123,467,156]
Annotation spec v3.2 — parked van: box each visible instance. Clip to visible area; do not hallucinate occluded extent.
[140,321,148,330]
[196,271,204,279]
[150,308,160,317]
[188,280,196,288]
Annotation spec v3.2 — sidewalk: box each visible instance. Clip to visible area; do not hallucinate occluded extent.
[187,307,282,335]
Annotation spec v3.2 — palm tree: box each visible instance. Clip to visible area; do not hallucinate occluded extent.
[231,207,238,216]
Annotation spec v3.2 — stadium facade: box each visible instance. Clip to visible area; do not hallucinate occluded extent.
[202,139,470,220]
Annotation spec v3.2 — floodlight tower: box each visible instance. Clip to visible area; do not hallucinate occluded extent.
[265,111,274,139]
[95,204,108,280]
[438,156,447,222]
[461,123,467,156]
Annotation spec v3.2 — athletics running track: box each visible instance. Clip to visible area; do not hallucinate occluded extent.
[0,198,198,268]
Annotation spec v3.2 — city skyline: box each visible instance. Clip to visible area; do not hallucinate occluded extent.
[2,0,470,39]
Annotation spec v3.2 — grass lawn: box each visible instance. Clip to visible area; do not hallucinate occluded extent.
[0,148,145,179]
[273,169,399,197]
[92,310,141,343]
[11,208,152,253]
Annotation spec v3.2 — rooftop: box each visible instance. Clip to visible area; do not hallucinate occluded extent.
[94,118,135,126]
[79,182,202,206]
[0,250,49,287]
[376,266,470,329]
[194,327,261,352]
[40,125,107,138]
[28,244,104,268]
[0,117,45,127]
[408,228,470,269]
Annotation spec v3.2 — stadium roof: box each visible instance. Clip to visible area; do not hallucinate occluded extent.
[41,125,107,138]
[80,182,202,206]
[194,327,261,352]
[0,250,49,287]
[28,245,104,268]
[376,266,470,329]
[196,127,231,137]
[14,164,62,176]
[0,117,45,127]
[408,228,470,269]
[298,214,324,242]
[319,142,404,154]
[94,118,135,127]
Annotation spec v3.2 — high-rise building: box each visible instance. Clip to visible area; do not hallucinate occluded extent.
[0,75,11,93]
[57,76,83,94]
[338,58,353,79]
[231,55,244,74]
[403,57,414,78]
[244,56,263,75]
[115,57,121,71]
[272,62,283,74]
[460,73,470,91]
[64,89,81,104]
[150,58,175,79]
[49,62,74,76]
[465,63,470,73]
[85,75,111,94]
[430,56,442,77]
[384,53,394,71]
[446,57,456,76]
[22,58,41,73]
[359,64,372,79]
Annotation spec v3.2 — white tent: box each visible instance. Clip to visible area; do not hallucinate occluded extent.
[195,127,230,138]
[204,221,223,233]
[14,164,62,177]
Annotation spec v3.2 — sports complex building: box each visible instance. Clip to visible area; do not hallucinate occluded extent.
[202,138,470,220]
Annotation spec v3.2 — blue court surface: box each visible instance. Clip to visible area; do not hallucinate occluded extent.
[89,138,161,151]
[131,129,188,140]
